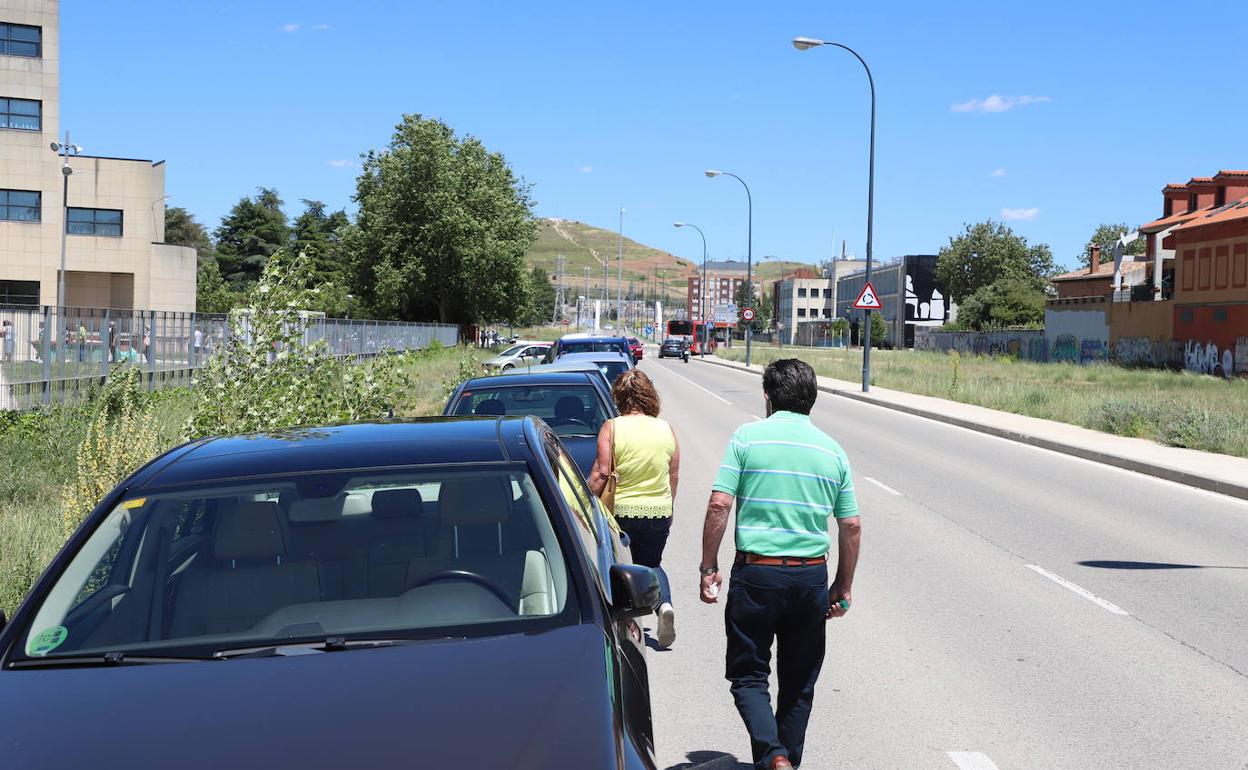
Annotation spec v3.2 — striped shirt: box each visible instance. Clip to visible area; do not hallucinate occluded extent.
[712,410,858,558]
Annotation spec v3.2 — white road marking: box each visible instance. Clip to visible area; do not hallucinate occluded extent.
[863,476,902,496]
[1025,564,1130,616]
[656,362,731,404]
[948,751,1002,770]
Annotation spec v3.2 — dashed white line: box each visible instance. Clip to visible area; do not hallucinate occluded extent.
[655,362,731,404]
[1025,564,1130,616]
[948,751,1002,770]
[863,476,902,496]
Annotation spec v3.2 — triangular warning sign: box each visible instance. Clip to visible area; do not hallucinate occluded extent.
[852,282,882,310]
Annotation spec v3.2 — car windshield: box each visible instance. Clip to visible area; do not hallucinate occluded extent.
[15,467,572,660]
[497,344,526,357]
[558,340,627,356]
[454,384,608,437]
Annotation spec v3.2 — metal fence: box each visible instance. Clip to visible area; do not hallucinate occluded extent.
[0,305,459,412]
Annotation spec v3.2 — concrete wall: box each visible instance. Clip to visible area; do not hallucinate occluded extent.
[922,329,1047,361]
[1044,300,1108,364]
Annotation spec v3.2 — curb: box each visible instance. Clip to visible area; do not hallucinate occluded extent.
[693,355,1248,502]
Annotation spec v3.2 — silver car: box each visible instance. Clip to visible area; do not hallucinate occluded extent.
[483,341,553,372]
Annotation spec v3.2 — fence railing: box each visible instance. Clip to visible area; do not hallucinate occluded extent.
[0,305,459,412]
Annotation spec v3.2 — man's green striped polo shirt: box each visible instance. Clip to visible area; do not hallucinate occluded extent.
[712,410,859,558]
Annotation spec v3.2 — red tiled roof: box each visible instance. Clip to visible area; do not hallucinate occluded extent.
[1050,261,1147,282]
[1139,205,1213,233]
[1215,170,1248,177]
[1170,194,1248,233]
[1188,177,1215,184]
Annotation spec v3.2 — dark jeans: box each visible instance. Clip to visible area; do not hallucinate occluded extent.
[617,516,672,605]
[725,563,829,769]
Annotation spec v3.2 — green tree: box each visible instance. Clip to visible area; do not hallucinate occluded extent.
[345,114,537,324]
[164,207,213,256]
[214,188,290,289]
[869,311,887,348]
[195,257,237,314]
[734,279,769,334]
[290,200,353,316]
[953,277,1047,331]
[516,266,556,326]
[1082,222,1144,269]
[936,220,1055,304]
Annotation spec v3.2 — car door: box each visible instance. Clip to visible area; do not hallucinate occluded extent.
[543,434,655,757]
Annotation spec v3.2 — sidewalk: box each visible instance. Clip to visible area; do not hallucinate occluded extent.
[696,354,1248,502]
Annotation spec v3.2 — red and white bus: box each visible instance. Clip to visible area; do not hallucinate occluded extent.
[665,320,725,354]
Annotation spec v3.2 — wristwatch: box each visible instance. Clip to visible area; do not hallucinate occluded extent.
[698,565,718,576]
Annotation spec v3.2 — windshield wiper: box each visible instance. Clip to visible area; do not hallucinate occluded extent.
[214,636,423,660]
[9,651,208,669]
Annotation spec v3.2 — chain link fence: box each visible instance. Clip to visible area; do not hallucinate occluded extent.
[0,305,459,411]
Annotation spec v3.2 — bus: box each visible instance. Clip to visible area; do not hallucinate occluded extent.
[665,320,724,354]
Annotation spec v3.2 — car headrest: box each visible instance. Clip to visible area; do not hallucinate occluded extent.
[371,488,425,519]
[213,501,286,561]
[287,496,341,523]
[439,476,512,527]
[554,396,584,420]
[474,399,506,416]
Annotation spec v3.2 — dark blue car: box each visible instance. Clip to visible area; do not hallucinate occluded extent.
[444,370,616,476]
[0,419,660,769]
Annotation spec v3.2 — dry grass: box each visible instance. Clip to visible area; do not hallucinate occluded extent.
[719,345,1248,458]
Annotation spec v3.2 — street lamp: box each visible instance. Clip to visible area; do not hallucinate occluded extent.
[50,133,83,309]
[674,221,709,355]
[793,35,877,392]
[617,207,625,332]
[705,169,754,367]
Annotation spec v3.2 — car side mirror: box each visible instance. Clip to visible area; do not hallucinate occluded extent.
[609,564,661,619]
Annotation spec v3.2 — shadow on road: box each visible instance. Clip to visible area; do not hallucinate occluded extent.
[663,750,752,770]
[1078,560,1248,570]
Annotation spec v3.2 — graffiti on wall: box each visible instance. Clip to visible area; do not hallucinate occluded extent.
[1051,334,1079,363]
[926,330,1047,361]
[1080,339,1107,364]
[1184,340,1235,378]
[1112,337,1184,369]
[1237,337,1248,375]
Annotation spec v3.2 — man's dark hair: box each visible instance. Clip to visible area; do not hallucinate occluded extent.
[762,359,818,414]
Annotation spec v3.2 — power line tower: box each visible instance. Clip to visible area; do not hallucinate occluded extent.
[552,254,567,324]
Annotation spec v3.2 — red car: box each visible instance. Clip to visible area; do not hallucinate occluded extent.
[627,337,644,363]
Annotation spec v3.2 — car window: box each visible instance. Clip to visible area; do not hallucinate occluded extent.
[547,441,604,587]
[453,384,607,437]
[558,340,628,356]
[16,467,572,660]
[498,344,525,357]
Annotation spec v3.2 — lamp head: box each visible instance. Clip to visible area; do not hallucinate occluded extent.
[704,170,722,178]
[673,222,685,228]
[792,36,824,51]
[50,142,61,152]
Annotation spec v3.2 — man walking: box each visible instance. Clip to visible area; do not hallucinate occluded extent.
[699,358,861,770]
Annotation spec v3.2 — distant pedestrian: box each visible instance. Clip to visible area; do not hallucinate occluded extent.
[77,322,88,362]
[699,358,861,770]
[107,322,117,363]
[589,369,681,648]
[193,327,203,361]
[1,320,14,363]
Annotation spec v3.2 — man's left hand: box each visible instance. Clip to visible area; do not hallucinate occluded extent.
[826,586,852,619]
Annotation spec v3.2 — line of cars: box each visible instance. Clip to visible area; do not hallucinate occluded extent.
[0,332,663,769]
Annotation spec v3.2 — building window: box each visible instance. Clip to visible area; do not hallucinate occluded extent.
[67,208,124,237]
[1163,198,1173,217]
[797,288,807,297]
[0,23,40,57]
[0,189,39,221]
[1188,193,1197,213]
[822,308,832,318]
[822,288,832,298]
[1215,186,1226,207]
[0,279,39,305]
[0,97,40,131]
[797,308,807,317]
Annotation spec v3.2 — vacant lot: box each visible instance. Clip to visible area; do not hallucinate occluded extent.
[0,345,489,615]
[718,345,1248,459]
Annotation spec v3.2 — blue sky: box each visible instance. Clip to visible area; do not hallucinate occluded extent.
[62,0,1248,271]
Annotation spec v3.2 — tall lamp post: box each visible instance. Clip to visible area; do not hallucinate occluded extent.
[50,132,83,309]
[705,169,753,367]
[793,36,876,392]
[616,207,625,331]
[674,221,708,354]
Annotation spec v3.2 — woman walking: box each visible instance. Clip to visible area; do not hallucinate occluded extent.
[589,369,680,648]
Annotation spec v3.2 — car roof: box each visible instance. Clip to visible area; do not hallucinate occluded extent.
[135,418,538,488]
[459,371,599,387]
[557,335,627,343]
[557,351,631,362]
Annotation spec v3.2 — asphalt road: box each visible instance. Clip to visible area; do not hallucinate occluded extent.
[636,354,1248,770]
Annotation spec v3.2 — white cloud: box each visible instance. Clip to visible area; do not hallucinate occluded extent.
[577,165,593,174]
[281,22,301,33]
[327,159,358,168]
[951,94,1051,113]
[991,167,1007,178]
[314,23,331,30]
[1001,207,1039,221]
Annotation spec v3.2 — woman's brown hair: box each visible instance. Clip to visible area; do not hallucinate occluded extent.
[612,369,661,417]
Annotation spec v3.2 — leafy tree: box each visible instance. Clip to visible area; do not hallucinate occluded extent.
[1082,222,1144,269]
[195,257,238,314]
[345,114,537,324]
[936,220,1055,304]
[734,280,770,334]
[214,188,290,289]
[292,199,351,283]
[516,266,556,327]
[869,311,887,348]
[953,277,1046,331]
[164,207,213,257]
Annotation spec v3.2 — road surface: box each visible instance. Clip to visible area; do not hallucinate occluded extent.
[636,355,1248,770]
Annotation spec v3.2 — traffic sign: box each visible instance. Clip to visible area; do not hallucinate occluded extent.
[742,307,756,322]
[707,321,715,329]
[643,326,653,336]
[852,282,882,310]
[562,319,570,326]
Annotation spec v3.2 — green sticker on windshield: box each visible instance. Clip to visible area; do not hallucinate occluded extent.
[27,626,68,656]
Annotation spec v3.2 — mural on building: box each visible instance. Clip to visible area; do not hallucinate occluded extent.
[905,274,946,323]
[1183,340,1234,377]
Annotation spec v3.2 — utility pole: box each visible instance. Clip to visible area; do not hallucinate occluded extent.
[582,266,591,331]
[552,254,567,324]
[617,207,625,331]
[51,131,83,309]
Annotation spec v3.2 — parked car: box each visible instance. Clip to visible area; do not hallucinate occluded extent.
[543,335,632,364]
[482,341,553,372]
[444,370,616,475]
[658,337,690,362]
[555,351,634,386]
[627,337,644,363]
[0,419,660,769]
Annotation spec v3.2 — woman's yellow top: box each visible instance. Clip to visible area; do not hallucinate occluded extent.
[611,414,676,519]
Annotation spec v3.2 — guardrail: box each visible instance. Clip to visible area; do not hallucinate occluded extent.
[0,305,459,411]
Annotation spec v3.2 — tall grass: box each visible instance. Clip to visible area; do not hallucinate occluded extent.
[718,346,1248,458]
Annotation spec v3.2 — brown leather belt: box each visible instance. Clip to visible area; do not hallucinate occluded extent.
[737,551,827,567]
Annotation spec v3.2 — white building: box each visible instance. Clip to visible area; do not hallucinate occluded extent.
[0,0,195,310]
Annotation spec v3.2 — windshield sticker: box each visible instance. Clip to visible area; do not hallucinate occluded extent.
[122,497,147,509]
[27,626,68,656]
